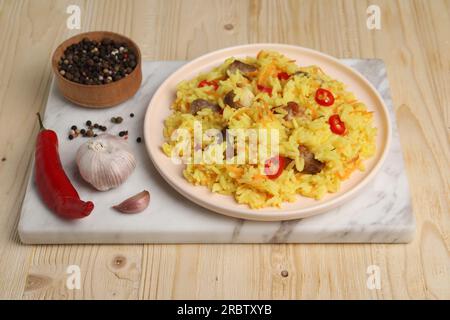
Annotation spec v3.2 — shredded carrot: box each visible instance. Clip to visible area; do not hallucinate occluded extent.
[257,61,277,86]
[227,165,244,177]
[253,174,267,181]
[205,90,221,98]
[309,105,317,119]
[336,156,360,179]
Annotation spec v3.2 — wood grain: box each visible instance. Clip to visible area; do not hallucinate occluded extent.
[0,0,448,299]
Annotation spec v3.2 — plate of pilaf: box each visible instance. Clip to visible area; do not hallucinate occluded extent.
[144,44,391,221]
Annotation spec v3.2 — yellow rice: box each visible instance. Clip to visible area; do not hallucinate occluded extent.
[162,50,376,209]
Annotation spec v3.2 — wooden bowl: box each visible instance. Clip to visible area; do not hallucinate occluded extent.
[51,31,142,108]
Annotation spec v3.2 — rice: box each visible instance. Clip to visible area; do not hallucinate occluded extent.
[162,50,376,209]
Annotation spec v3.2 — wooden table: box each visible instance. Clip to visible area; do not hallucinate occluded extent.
[0,0,448,299]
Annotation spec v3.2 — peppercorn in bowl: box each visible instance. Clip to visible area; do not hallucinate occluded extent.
[145,44,391,221]
[51,31,142,108]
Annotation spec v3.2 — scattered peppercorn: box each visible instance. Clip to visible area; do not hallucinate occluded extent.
[68,116,136,141]
[281,270,289,277]
[57,38,137,85]
[1,157,6,162]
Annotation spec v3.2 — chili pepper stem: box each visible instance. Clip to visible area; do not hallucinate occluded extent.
[36,112,46,130]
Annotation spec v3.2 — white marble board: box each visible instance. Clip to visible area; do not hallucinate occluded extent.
[18,60,415,244]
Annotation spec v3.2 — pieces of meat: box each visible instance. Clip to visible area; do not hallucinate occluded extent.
[190,99,220,114]
[224,91,239,108]
[284,101,305,120]
[224,88,255,109]
[298,145,325,174]
[228,60,257,75]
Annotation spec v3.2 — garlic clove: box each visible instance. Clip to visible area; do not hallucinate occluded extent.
[113,190,150,214]
[76,134,136,191]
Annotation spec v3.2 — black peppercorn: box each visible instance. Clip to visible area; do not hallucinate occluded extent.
[130,113,134,118]
[80,129,86,135]
[86,120,92,126]
[136,137,142,143]
[71,125,77,130]
[68,135,74,140]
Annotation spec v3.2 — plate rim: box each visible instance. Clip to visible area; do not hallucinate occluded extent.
[144,43,392,221]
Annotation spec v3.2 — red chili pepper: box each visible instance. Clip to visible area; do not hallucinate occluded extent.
[264,155,286,179]
[329,114,346,135]
[34,113,94,219]
[277,72,290,80]
[198,79,219,90]
[315,88,335,106]
[257,84,273,95]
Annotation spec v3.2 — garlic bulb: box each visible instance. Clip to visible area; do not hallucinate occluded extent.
[76,134,136,191]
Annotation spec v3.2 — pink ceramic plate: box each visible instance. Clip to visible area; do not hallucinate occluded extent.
[144,44,391,221]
